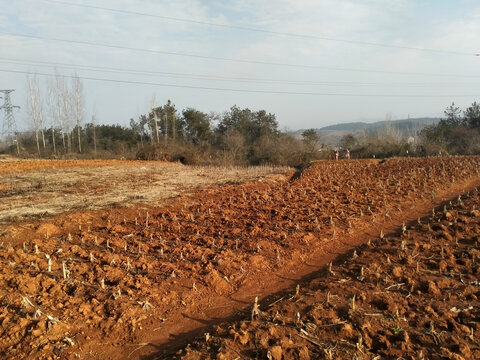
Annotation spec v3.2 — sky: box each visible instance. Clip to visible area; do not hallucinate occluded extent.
[0,0,480,133]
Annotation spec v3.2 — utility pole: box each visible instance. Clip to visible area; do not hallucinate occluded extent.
[0,89,20,154]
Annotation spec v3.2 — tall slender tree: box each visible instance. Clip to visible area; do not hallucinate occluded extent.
[26,74,45,156]
[46,79,58,155]
[72,74,84,153]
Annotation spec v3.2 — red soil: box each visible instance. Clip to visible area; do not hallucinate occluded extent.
[178,182,480,360]
[0,157,479,359]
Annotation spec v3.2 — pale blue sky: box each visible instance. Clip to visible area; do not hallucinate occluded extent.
[1,0,479,132]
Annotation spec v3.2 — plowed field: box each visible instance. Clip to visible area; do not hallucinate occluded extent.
[0,157,480,359]
[178,174,480,360]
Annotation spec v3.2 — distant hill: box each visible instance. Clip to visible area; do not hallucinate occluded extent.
[294,117,440,146]
[320,117,440,132]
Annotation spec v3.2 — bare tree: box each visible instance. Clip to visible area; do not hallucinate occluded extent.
[72,74,84,153]
[163,111,168,147]
[54,71,68,151]
[35,81,46,150]
[26,74,45,156]
[46,79,59,155]
[151,95,160,144]
[91,114,97,157]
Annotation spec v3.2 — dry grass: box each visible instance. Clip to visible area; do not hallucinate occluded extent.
[0,160,291,223]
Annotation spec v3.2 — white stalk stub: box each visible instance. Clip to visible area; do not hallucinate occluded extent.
[45,254,52,272]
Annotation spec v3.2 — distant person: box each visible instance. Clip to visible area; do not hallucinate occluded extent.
[335,150,339,160]
[345,149,350,159]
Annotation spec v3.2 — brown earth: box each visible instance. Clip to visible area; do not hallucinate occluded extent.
[0,157,479,359]
[178,180,480,360]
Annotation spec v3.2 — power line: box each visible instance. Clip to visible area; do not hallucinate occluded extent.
[1,31,479,78]
[40,0,479,57]
[1,68,478,98]
[3,57,480,86]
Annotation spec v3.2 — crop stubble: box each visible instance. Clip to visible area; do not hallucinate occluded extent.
[0,157,480,359]
[0,160,289,223]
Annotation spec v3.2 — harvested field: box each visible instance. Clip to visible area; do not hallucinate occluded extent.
[0,157,480,359]
[0,160,290,223]
[178,185,480,360]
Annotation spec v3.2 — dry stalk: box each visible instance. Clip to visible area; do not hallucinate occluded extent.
[328,261,334,275]
[126,258,133,272]
[114,286,122,299]
[139,300,153,310]
[251,296,260,321]
[21,296,34,309]
[45,254,52,272]
[358,266,364,281]
[33,308,42,318]
[295,311,302,325]
[62,262,70,279]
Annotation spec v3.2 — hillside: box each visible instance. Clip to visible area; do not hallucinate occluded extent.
[294,117,440,146]
[320,117,440,132]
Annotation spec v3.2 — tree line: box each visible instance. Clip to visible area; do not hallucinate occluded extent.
[3,78,480,165]
[4,80,327,165]
[419,101,480,155]
[326,101,480,159]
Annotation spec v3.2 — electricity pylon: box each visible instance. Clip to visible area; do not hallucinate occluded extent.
[0,89,20,153]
